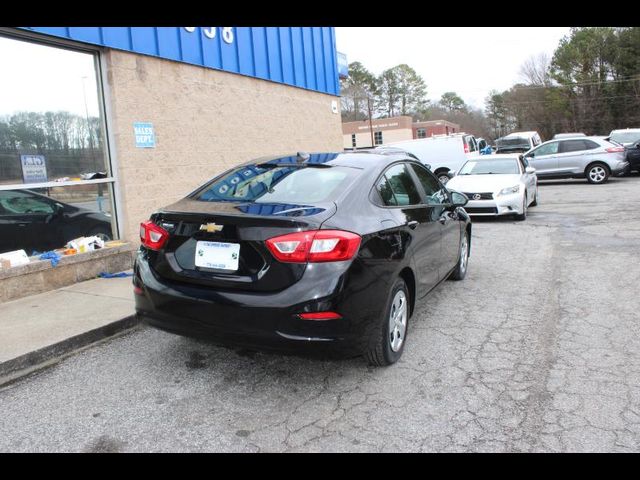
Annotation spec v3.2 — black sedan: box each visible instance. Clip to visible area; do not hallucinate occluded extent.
[0,189,113,255]
[625,140,640,173]
[134,152,471,366]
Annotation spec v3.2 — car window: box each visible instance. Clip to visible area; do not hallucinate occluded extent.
[377,163,422,207]
[559,140,588,153]
[532,142,559,156]
[0,191,55,215]
[583,139,599,150]
[467,136,477,152]
[410,163,448,205]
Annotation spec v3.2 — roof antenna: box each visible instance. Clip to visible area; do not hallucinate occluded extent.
[296,152,310,163]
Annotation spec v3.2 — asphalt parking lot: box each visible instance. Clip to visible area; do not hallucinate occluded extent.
[2,175,640,452]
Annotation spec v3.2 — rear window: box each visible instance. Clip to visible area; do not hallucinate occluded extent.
[192,165,359,204]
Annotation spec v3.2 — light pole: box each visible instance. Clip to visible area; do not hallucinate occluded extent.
[81,75,102,212]
[366,95,374,147]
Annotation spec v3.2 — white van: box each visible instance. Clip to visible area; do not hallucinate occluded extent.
[377,133,479,184]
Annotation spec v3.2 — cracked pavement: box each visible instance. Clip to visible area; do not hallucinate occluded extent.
[2,175,640,452]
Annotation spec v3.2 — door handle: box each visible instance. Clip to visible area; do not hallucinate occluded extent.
[407,221,418,229]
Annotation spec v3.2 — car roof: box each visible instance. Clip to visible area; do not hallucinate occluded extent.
[553,132,586,138]
[502,131,538,138]
[610,128,640,132]
[243,151,410,170]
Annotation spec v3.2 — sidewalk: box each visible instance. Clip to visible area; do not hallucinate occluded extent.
[0,272,139,386]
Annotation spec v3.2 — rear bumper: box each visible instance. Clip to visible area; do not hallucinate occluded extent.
[133,251,384,355]
[612,161,630,176]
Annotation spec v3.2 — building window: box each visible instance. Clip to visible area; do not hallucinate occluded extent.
[374,131,383,145]
[351,134,356,148]
[0,34,117,255]
[416,128,426,139]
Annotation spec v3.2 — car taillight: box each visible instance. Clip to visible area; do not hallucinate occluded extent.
[606,146,625,153]
[464,144,470,153]
[265,230,361,263]
[140,220,169,250]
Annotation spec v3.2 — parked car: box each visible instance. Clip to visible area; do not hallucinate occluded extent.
[0,189,113,255]
[446,154,537,220]
[625,139,640,173]
[377,133,480,184]
[522,136,629,184]
[134,152,472,366]
[495,131,542,154]
[553,132,586,139]
[609,128,640,147]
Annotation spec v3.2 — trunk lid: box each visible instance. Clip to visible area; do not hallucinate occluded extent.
[147,198,337,292]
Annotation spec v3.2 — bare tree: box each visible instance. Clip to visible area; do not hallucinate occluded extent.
[519,53,552,86]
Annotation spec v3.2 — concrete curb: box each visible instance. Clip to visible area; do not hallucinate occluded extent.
[0,315,140,387]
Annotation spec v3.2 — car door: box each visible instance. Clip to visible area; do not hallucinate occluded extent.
[376,162,441,295]
[518,156,536,200]
[525,141,560,176]
[408,162,460,279]
[0,190,58,254]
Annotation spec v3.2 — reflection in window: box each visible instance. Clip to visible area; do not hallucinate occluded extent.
[0,35,108,186]
[0,184,115,255]
[379,164,421,206]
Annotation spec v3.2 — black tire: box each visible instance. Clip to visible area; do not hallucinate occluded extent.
[530,187,538,207]
[515,195,527,221]
[449,230,469,281]
[364,278,410,367]
[586,163,610,184]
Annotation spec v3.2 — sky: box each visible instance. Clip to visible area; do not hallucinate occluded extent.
[0,35,100,117]
[334,27,573,110]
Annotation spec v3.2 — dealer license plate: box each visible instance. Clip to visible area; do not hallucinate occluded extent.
[194,241,240,271]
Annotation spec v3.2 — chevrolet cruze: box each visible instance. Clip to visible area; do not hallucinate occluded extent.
[134,152,471,366]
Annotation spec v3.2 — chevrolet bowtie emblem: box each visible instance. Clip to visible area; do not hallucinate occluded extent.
[199,223,224,233]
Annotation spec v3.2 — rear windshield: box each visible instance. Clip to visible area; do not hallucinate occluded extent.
[192,165,359,204]
[610,131,640,144]
[459,159,520,175]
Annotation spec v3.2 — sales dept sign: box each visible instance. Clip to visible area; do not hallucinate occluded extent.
[134,122,156,148]
[20,155,47,183]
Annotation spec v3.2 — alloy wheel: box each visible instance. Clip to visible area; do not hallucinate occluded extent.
[460,234,469,275]
[589,166,607,183]
[388,290,408,352]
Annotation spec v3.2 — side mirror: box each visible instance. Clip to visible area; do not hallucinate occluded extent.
[449,190,468,207]
[525,166,536,174]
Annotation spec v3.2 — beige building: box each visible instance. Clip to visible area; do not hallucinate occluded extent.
[342,116,460,149]
[0,27,343,296]
[106,50,343,245]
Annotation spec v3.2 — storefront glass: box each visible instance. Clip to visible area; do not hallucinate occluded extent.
[0,34,117,256]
